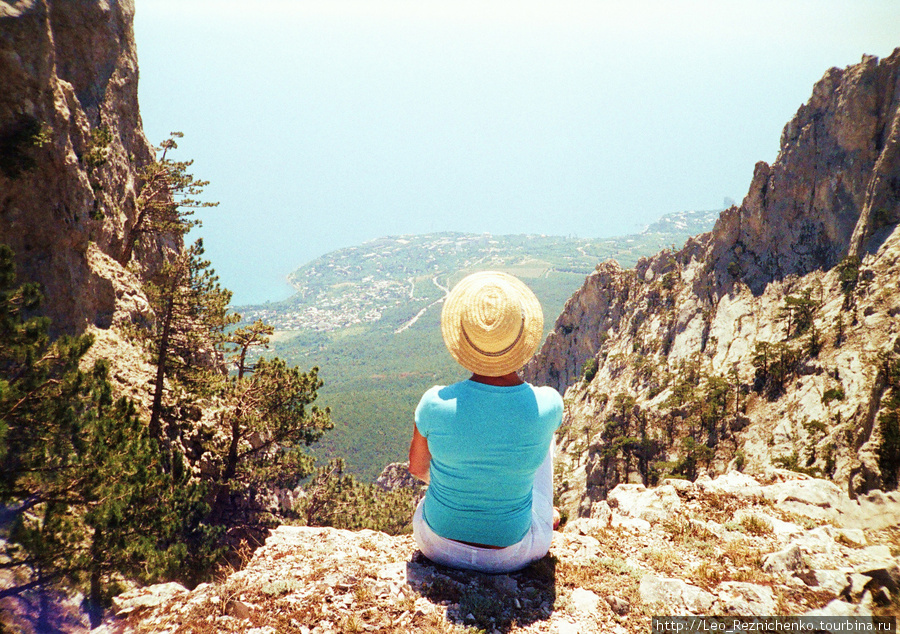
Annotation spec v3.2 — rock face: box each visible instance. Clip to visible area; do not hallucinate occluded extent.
[528,49,900,393]
[0,0,170,339]
[376,461,428,503]
[523,49,900,513]
[102,471,900,633]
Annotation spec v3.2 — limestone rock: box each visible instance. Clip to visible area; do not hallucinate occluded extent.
[660,478,697,495]
[610,513,652,533]
[563,517,609,536]
[804,599,873,617]
[716,581,777,616]
[98,469,900,633]
[375,461,427,502]
[606,483,681,523]
[567,588,601,615]
[589,499,613,525]
[0,0,170,338]
[789,526,838,555]
[638,575,717,615]
[605,595,630,615]
[700,471,765,500]
[804,570,852,596]
[762,545,804,573]
[855,560,900,594]
[111,582,189,615]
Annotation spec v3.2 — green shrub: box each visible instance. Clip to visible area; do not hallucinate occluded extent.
[298,458,416,535]
[803,419,828,435]
[0,117,48,178]
[581,357,598,383]
[878,410,900,490]
[837,255,861,306]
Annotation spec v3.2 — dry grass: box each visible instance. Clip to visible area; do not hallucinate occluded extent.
[340,612,365,633]
[726,513,774,536]
[662,514,715,543]
[641,547,681,574]
[722,539,763,569]
[695,492,744,522]
[555,559,607,593]
[740,514,774,535]
[691,561,722,589]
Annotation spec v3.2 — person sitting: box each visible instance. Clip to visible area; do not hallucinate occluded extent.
[408,270,563,574]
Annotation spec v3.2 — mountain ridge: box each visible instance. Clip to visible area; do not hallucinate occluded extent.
[523,48,900,519]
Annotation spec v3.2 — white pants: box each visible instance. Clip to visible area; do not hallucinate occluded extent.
[412,444,554,574]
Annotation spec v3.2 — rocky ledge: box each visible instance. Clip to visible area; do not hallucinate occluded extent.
[101,471,899,634]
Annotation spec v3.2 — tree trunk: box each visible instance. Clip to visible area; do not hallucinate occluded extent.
[87,528,103,628]
[148,288,176,445]
[222,416,241,483]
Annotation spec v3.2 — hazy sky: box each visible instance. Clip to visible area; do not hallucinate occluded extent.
[134,0,898,305]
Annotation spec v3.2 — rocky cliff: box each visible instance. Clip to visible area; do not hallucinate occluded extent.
[0,0,179,402]
[524,49,900,517]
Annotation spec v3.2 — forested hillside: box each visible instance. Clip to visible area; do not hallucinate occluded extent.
[240,214,719,481]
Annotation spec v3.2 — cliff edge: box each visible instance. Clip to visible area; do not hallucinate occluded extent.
[1,0,180,403]
[523,50,900,513]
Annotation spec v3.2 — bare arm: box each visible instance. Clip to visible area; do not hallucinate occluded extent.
[408,424,431,484]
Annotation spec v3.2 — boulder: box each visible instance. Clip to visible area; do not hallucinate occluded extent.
[606,484,681,523]
[842,573,874,602]
[790,525,838,555]
[762,545,804,573]
[716,581,777,616]
[855,560,900,594]
[589,500,613,525]
[563,517,609,536]
[605,595,630,615]
[760,478,866,525]
[638,575,717,614]
[800,570,851,596]
[610,513,652,533]
[567,588,601,615]
[698,471,764,500]
[112,582,189,615]
[804,599,872,617]
[833,528,867,547]
[660,478,697,495]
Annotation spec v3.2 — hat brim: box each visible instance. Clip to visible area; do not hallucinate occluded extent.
[440,271,544,376]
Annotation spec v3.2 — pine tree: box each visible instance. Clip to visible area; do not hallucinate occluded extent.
[299,458,415,535]
[208,321,333,520]
[120,133,218,265]
[143,239,237,446]
[0,245,220,625]
[218,358,332,490]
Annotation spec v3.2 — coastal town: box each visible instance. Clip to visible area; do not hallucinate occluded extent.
[238,232,592,333]
[238,212,720,334]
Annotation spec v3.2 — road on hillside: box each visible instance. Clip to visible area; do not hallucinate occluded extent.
[394,276,449,334]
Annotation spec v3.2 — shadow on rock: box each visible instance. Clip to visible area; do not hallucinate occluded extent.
[406,550,558,633]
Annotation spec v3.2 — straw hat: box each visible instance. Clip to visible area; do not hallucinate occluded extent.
[440,271,543,376]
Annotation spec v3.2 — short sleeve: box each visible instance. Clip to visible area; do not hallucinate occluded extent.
[536,385,565,431]
[414,385,441,437]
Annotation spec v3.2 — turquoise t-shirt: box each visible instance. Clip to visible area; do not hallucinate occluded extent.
[415,380,563,547]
